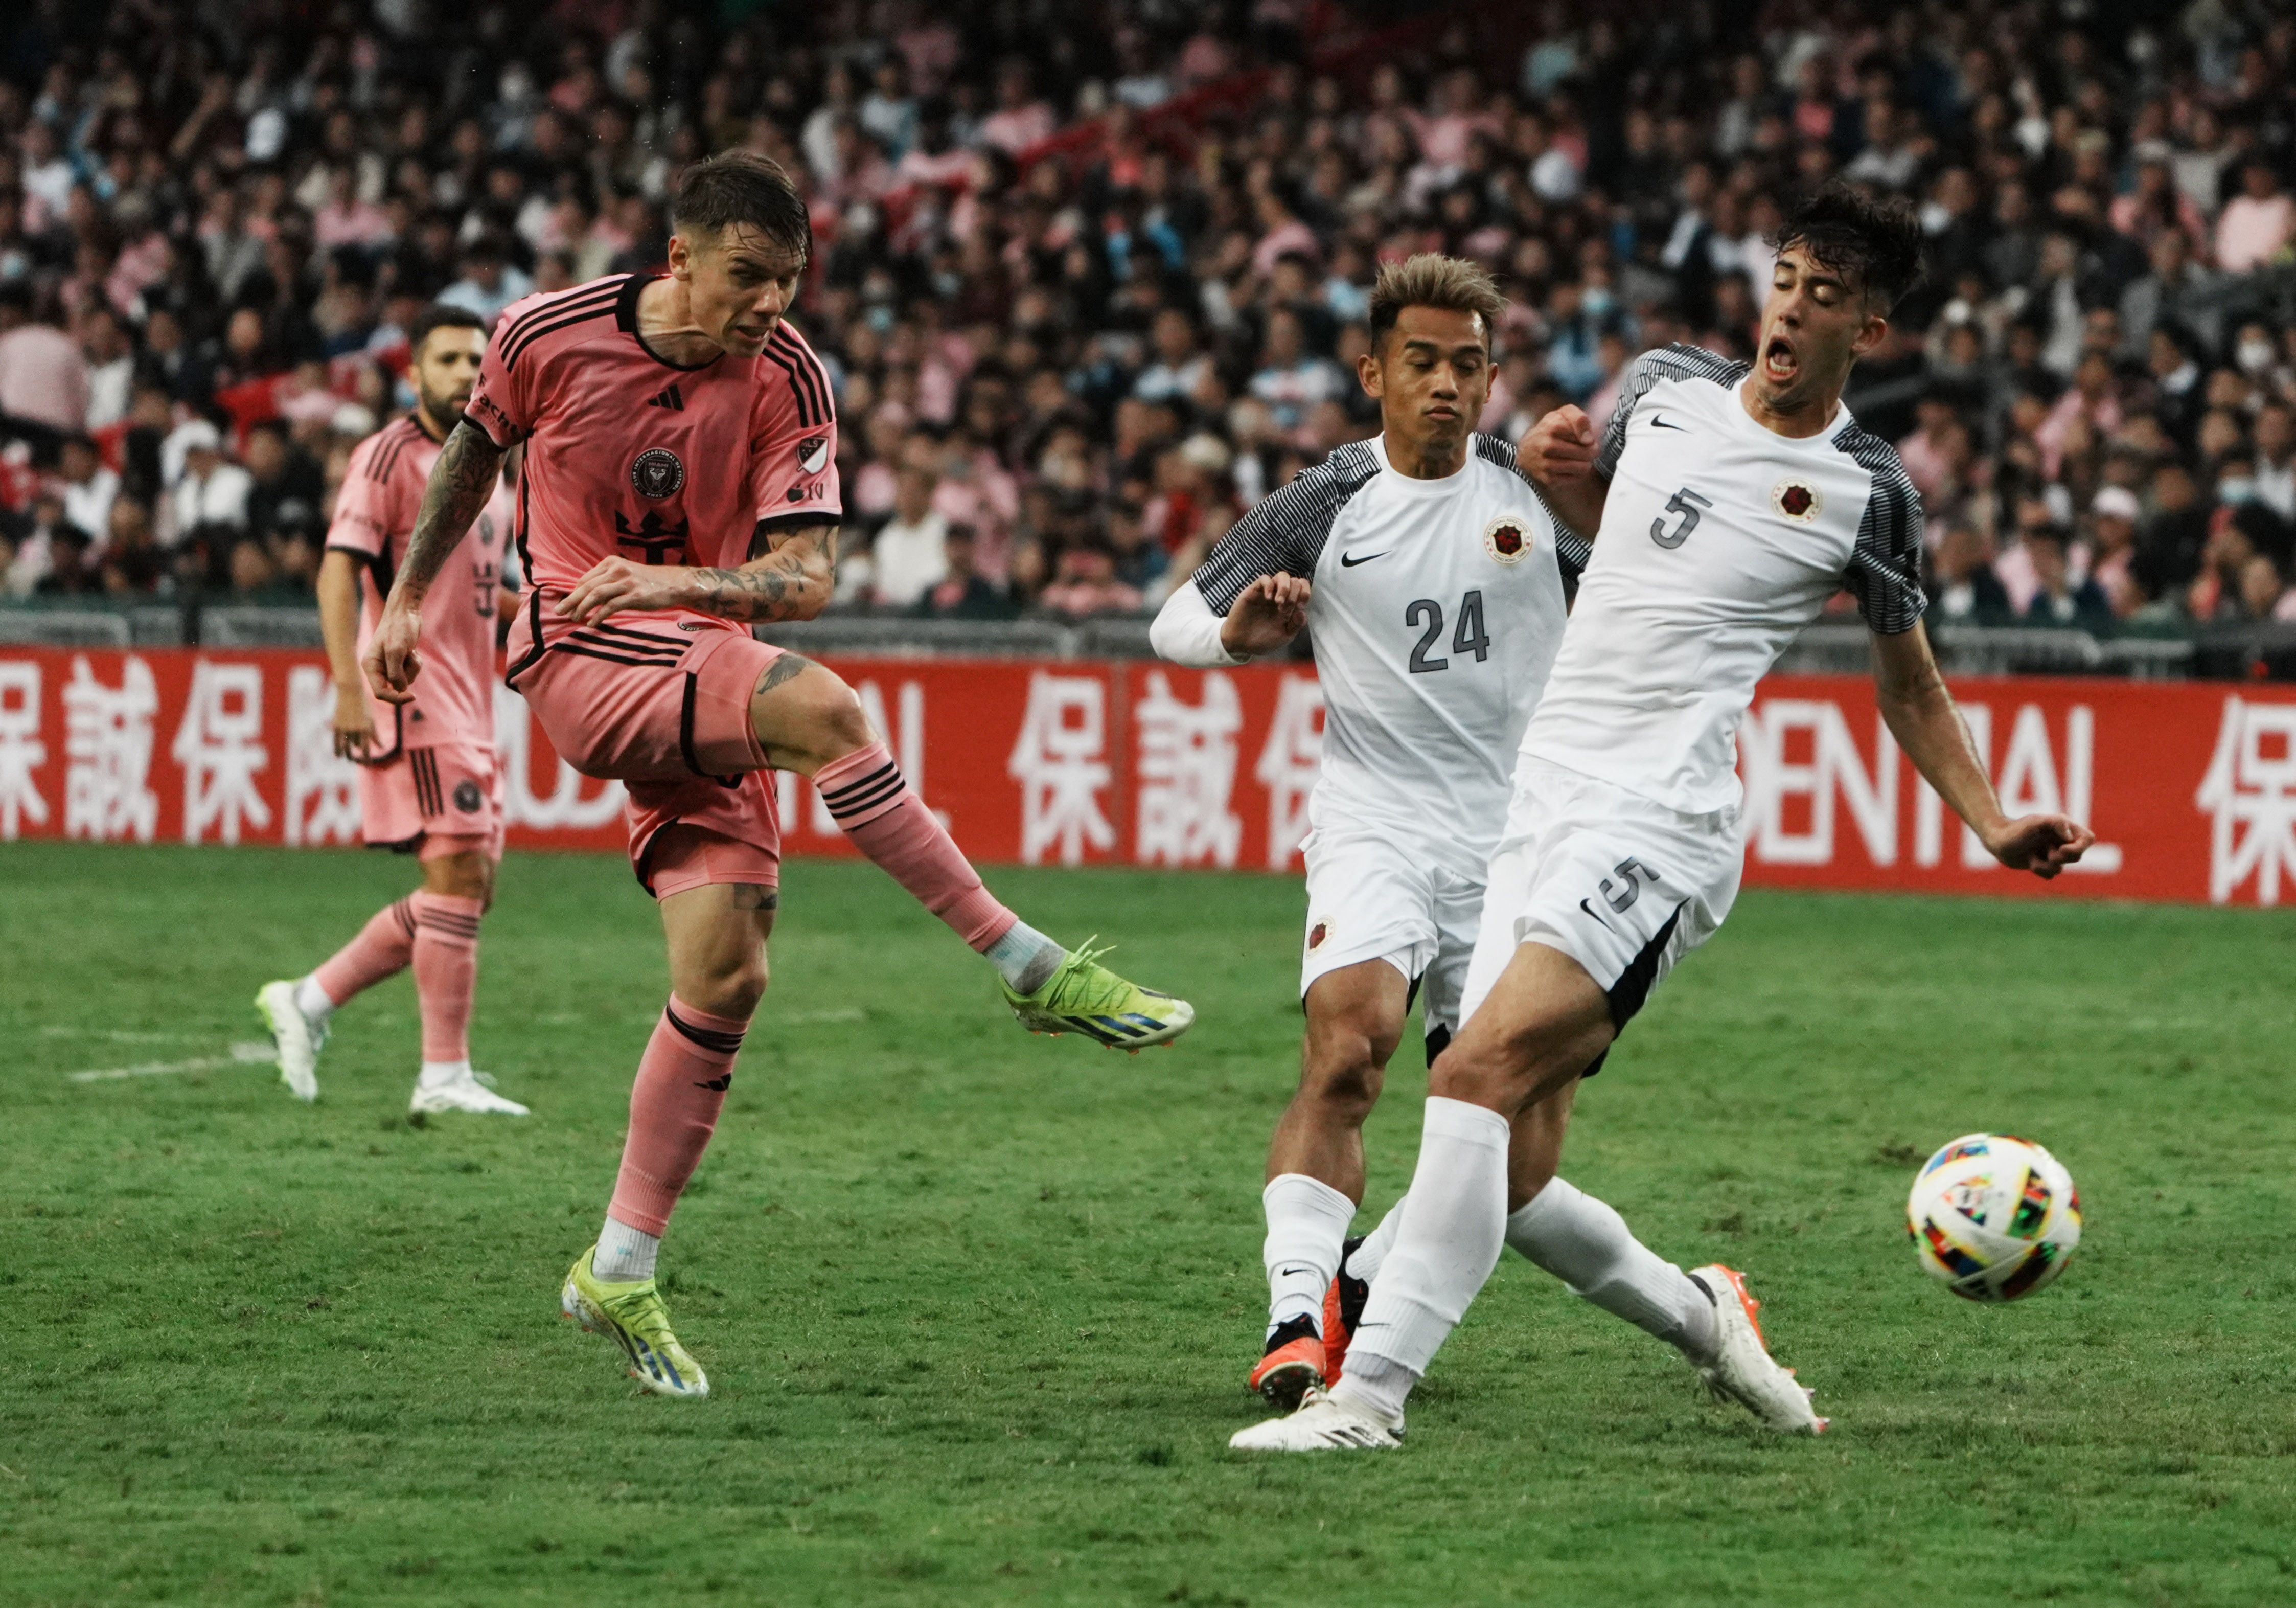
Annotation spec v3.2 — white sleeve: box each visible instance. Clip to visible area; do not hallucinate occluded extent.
[1150,579,1251,666]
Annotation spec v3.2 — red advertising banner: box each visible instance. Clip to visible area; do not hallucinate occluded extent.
[2,647,2291,908]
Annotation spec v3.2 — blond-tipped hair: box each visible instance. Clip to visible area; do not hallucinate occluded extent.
[1367,253,1505,349]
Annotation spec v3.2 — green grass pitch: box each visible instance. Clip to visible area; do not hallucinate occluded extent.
[5,842,2295,1606]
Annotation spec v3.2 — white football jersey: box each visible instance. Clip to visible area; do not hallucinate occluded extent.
[1192,432,1584,864]
[1522,345,1925,815]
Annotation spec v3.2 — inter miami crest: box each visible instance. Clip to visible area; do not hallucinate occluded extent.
[631,447,685,500]
[452,779,483,813]
[797,436,830,475]
[1484,513,1531,564]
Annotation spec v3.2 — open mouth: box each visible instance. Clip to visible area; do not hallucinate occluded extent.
[1762,334,1798,384]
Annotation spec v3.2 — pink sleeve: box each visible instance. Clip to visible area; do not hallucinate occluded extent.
[464,316,535,448]
[751,390,842,532]
[325,438,392,557]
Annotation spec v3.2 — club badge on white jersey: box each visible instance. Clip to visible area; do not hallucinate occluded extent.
[1191,432,1586,858]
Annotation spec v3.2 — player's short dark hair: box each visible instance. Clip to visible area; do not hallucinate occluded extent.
[408,302,486,358]
[1367,254,1506,352]
[672,151,812,260]
[1773,184,1924,314]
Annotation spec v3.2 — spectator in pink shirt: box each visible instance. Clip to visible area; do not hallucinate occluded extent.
[0,281,89,438]
[2035,352,2123,481]
[978,61,1054,158]
[2215,161,2295,274]
[311,167,393,250]
[1250,189,1320,279]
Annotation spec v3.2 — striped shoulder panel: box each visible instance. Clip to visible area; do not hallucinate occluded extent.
[363,418,427,485]
[1472,432,1591,580]
[1594,343,1752,478]
[763,322,836,429]
[496,275,633,372]
[1833,422,1927,635]
[1189,439,1381,616]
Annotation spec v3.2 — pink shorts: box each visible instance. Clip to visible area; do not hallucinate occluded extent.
[358,741,506,862]
[511,610,784,897]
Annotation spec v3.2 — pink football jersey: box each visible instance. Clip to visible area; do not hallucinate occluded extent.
[464,273,842,662]
[327,415,517,751]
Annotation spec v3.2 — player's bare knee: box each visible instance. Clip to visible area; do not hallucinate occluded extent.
[1299,1046,1385,1122]
[752,661,877,772]
[1426,1037,1527,1113]
[423,851,492,902]
[811,682,877,759]
[687,953,768,1020]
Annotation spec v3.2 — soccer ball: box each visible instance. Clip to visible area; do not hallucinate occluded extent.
[1906,1133,2082,1302]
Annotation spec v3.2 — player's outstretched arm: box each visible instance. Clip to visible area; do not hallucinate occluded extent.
[363,422,505,704]
[556,520,840,626]
[1520,404,1607,540]
[1871,623,2094,878]
[1151,573,1306,664]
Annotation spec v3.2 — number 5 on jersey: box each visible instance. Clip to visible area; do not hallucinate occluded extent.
[1651,486,1712,550]
[1405,590,1490,673]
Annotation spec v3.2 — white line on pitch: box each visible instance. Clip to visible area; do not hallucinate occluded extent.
[41,1026,203,1042]
[67,1043,276,1082]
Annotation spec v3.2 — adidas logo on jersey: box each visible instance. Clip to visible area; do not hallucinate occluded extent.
[647,384,684,412]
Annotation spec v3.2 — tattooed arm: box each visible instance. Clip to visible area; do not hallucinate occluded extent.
[362,422,507,703]
[557,519,841,626]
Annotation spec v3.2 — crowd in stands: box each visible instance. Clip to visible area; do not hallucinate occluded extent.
[2,0,2295,638]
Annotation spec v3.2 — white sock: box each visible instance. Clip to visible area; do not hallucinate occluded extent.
[984,920,1064,992]
[1345,1193,1409,1285]
[418,1059,471,1089]
[1329,1348,1412,1423]
[593,1216,660,1283]
[1327,1097,1509,1419]
[294,975,337,1023]
[1261,1173,1357,1339]
[1506,1179,1717,1362]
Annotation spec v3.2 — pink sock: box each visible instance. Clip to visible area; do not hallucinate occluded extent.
[312,897,417,1007]
[409,892,484,1063]
[813,742,1017,950]
[608,997,747,1236]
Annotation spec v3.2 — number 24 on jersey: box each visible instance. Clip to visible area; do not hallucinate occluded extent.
[1404,590,1491,674]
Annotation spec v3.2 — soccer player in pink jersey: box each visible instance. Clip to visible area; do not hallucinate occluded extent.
[362,153,1193,1398]
[256,305,527,1117]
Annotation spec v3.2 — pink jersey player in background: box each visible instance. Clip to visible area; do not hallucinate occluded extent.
[361,153,1196,1400]
[256,305,529,1117]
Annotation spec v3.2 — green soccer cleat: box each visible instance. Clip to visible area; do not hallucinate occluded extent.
[559,1247,708,1399]
[1000,938,1195,1051]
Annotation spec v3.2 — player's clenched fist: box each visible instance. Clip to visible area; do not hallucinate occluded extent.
[362,599,424,705]
[1522,403,1597,483]
[558,554,690,624]
[1221,572,1311,658]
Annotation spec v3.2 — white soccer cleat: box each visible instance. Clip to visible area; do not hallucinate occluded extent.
[409,1068,530,1116]
[1690,1264,1826,1434]
[1227,1386,1404,1452]
[255,980,326,1102]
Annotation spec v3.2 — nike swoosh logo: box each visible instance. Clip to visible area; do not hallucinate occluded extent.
[1648,415,1689,432]
[1578,898,1618,932]
[1339,551,1389,567]
[1278,1266,1317,1278]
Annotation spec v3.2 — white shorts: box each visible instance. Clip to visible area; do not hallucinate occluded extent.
[1460,761,1743,1034]
[1300,821,1485,1051]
